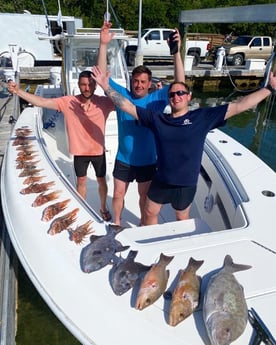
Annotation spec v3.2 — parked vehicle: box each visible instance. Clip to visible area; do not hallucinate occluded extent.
[0,12,83,68]
[213,35,274,66]
[124,28,211,66]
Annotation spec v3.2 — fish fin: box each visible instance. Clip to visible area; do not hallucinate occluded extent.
[127,250,138,260]
[89,234,102,242]
[108,223,126,234]
[187,257,204,272]
[160,253,174,265]
[116,245,130,253]
[224,255,252,273]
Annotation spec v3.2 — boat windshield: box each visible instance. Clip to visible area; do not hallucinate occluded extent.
[71,39,124,80]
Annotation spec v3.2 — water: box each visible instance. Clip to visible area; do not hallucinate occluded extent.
[15,88,276,344]
[195,89,276,171]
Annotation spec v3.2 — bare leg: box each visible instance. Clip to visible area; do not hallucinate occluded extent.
[175,204,191,221]
[137,180,151,226]
[112,178,129,225]
[97,176,108,212]
[77,176,87,199]
[144,197,162,225]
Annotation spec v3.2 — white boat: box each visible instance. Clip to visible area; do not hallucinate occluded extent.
[1,25,276,345]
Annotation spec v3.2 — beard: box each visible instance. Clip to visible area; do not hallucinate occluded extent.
[81,92,93,99]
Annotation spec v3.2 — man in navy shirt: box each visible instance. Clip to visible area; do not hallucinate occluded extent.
[92,65,276,225]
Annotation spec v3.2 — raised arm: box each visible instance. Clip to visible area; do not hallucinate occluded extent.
[97,21,114,74]
[225,72,276,119]
[7,81,57,109]
[171,29,185,83]
[92,66,138,119]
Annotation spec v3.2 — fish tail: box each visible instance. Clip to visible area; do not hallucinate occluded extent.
[187,257,204,272]
[127,250,138,260]
[224,255,252,273]
[159,253,174,266]
[108,223,126,235]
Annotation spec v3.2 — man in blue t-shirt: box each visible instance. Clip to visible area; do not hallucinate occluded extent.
[92,65,276,225]
[97,21,184,225]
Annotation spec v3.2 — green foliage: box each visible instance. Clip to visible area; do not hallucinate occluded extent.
[1,0,276,35]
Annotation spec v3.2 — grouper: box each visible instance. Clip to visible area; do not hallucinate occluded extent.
[203,254,252,345]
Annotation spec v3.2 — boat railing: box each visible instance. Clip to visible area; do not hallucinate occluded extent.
[74,27,129,40]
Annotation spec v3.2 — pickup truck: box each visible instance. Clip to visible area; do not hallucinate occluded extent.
[124,28,211,66]
[222,35,274,66]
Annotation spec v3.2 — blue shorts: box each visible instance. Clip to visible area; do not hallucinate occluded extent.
[148,177,197,210]
[74,154,106,178]
[113,159,156,183]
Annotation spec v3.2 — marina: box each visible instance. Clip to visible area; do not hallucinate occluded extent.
[1,3,276,344]
[2,27,276,345]
[15,63,266,92]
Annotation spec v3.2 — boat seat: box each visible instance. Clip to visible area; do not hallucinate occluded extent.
[118,217,212,247]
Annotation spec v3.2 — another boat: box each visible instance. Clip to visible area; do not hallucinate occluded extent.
[1,25,276,345]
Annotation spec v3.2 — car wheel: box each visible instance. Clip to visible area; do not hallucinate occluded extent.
[232,54,244,66]
[188,52,200,66]
[126,50,136,66]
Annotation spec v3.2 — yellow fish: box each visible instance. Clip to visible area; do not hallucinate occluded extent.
[135,253,174,310]
[169,257,204,326]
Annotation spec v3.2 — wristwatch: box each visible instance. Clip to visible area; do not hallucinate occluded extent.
[265,84,276,95]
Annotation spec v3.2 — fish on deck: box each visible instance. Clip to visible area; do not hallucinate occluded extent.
[135,252,174,311]
[41,199,71,222]
[80,224,129,273]
[110,250,151,296]
[203,254,252,345]
[20,181,55,194]
[48,208,79,235]
[169,257,204,327]
[32,190,62,207]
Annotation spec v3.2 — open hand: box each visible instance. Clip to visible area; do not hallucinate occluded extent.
[91,66,110,91]
[100,20,115,45]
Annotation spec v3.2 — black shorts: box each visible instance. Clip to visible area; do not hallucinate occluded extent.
[113,159,156,183]
[74,154,106,178]
[147,177,197,211]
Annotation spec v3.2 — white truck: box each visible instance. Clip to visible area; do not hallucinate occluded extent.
[0,12,83,68]
[124,28,211,66]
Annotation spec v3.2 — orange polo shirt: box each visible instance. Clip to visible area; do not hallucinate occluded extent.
[54,94,114,156]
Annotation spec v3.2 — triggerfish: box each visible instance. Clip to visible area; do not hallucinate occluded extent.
[135,252,174,310]
[203,255,252,345]
[110,250,151,296]
[169,257,204,326]
[81,224,129,273]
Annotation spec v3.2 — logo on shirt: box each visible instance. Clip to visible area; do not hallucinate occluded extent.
[182,118,192,125]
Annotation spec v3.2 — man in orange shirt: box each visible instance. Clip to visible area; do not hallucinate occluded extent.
[8,71,113,221]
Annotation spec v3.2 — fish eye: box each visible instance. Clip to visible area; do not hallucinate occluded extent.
[119,271,127,278]
[145,298,151,305]
[92,250,102,256]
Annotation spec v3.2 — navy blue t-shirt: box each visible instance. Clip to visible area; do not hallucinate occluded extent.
[137,104,228,186]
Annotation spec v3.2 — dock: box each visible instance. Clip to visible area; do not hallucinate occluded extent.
[0,80,19,345]
[17,63,266,92]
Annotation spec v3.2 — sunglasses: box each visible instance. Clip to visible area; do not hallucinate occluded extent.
[169,90,189,98]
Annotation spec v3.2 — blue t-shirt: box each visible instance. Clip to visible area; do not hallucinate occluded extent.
[137,104,228,186]
[110,78,169,166]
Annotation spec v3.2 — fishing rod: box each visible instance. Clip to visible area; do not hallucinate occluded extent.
[105,0,121,28]
[40,0,51,36]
